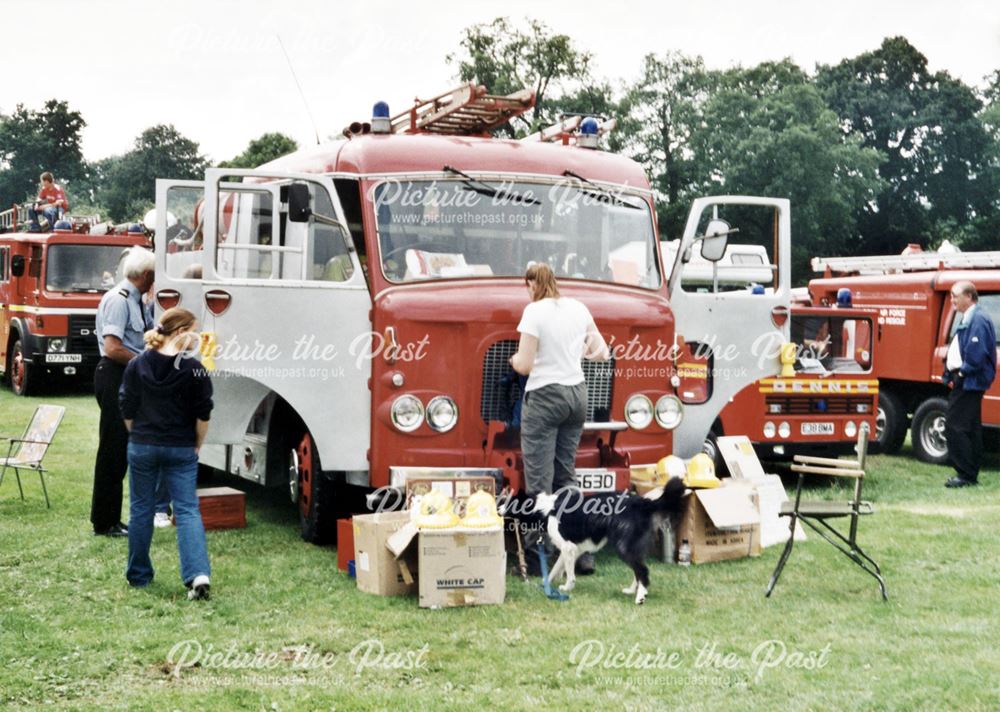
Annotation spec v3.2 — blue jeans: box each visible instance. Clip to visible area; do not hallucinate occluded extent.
[127,442,210,587]
[28,206,59,231]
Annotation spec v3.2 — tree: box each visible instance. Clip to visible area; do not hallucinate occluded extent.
[95,125,207,222]
[447,17,595,133]
[816,37,993,254]
[690,60,884,281]
[0,100,87,207]
[220,132,299,168]
[618,52,715,239]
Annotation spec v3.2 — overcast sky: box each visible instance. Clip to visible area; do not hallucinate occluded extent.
[2,0,998,164]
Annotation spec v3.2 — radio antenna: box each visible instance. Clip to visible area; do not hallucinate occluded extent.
[276,34,322,145]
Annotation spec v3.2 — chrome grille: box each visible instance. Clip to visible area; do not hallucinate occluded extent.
[480,339,614,423]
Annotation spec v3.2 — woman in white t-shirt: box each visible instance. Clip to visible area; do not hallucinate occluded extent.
[510,263,609,495]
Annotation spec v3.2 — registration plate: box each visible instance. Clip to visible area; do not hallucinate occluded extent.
[801,422,835,436]
[576,469,616,492]
[46,354,82,363]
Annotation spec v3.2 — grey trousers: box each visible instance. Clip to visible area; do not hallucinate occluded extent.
[520,382,587,494]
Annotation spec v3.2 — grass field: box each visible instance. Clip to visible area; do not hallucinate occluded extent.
[2,389,999,711]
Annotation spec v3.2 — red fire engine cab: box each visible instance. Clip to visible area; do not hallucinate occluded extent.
[0,207,149,395]
[153,84,793,542]
[809,250,1000,463]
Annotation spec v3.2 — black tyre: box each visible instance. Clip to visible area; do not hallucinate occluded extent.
[10,339,33,397]
[290,431,335,544]
[911,397,950,465]
[874,390,906,454]
[702,430,727,476]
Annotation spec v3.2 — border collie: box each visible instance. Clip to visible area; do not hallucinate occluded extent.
[509,478,687,604]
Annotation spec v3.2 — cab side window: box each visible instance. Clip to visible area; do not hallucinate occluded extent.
[976,294,1000,345]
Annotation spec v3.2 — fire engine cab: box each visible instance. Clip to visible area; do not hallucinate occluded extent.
[152,84,792,542]
[809,249,1000,463]
[0,207,149,395]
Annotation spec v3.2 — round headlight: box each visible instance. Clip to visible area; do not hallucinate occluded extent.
[390,395,424,433]
[624,394,654,430]
[48,338,66,353]
[426,396,458,433]
[655,395,683,430]
[845,420,858,438]
[779,421,791,439]
[763,421,776,439]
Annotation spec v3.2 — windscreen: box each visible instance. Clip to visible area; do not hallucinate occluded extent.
[791,314,874,373]
[45,244,128,292]
[373,179,659,288]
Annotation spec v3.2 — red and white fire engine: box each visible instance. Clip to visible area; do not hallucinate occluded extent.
[152,84,793,542]
[808,249,1000,463]
[0,207,149,395]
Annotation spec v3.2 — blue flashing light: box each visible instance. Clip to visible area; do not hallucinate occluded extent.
[580,117,599,135]
[836,287,853,308]
[53,220,72,231]
[750,283,765,295]
[373,101,390,119]
[128,223,144,234]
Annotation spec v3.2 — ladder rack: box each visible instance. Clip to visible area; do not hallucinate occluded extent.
[0,204,30,232]
[390,83,534,136]
[812,251,1000,275]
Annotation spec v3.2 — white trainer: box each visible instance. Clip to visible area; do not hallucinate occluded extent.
[154,513,172,529]
[187,575,211,601]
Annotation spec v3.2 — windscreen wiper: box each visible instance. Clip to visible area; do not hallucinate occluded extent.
[562,170,642,210]
[443,165,540,206]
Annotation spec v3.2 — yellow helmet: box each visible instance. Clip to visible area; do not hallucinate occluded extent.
[460,489,503,528]
[655,455,687,485]
[684,453,720,489]
[415,489,460,529]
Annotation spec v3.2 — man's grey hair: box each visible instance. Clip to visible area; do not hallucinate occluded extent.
[123,247,155,279]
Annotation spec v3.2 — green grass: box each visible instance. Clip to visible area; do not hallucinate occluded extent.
[2,389,999,711]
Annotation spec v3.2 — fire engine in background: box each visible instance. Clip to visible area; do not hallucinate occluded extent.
[152,83,792,543]
[0,207,149,395]
[665,241,878,464]
[809,249,1000,463]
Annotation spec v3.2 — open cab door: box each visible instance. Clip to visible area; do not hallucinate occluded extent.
[667,196,791,456]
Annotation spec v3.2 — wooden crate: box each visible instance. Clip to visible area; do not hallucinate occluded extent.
[171,486,246,531]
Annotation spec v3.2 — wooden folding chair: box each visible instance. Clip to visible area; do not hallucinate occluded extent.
[765,422,887,600]
[0,405,66,509]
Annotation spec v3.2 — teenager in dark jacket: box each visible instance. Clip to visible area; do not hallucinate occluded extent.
[943,280,998,487]
[119,307,214,599]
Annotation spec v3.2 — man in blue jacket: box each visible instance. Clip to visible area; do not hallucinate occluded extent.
[943,280,997,487]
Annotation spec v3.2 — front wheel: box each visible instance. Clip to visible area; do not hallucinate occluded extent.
[911,397,950,465]
[289,432,335,544]
[10,339,33,397]
[874,390,906,454]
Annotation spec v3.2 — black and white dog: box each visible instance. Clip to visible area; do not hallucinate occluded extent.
[507,477,687,604]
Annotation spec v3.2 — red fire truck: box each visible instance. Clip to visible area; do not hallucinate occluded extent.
[152,84,793,542]
[0,208,149,395]
[808,250,1000,463]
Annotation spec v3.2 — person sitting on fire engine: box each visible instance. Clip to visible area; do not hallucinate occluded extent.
[28,172,70,232]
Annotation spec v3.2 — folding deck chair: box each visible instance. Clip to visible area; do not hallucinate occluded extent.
[0,405,66,509]
[765,422,887,600]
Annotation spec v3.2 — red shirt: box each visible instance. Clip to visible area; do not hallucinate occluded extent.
[37,183,69,211]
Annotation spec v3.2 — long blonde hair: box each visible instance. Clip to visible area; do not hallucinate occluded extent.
[525,262,560,302]
[144,307,197,350]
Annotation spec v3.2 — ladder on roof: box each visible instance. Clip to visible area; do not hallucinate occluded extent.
[520,116,617,144]
[389,83,535,136]
[0,204,30,232]
[812,251,1000,275]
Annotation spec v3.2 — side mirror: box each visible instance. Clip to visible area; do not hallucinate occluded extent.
[700,219,731,262]
[286,183,312,223]
[11,254,25,277]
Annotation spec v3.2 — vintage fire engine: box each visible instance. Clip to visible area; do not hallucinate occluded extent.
[152,84,792,542]
[665,241,877,463]
[0,207,149,395]
[808,250,1000,463]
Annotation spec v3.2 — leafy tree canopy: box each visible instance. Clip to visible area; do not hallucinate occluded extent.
[220,132,298,169]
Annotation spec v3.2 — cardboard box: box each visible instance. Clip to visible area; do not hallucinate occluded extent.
[174,487,246,531]
[676,481,761,564]
[416,527,507,608]
[353,511,418,596]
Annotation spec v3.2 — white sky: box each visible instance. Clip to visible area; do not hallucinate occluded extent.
[1,0,998,164]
